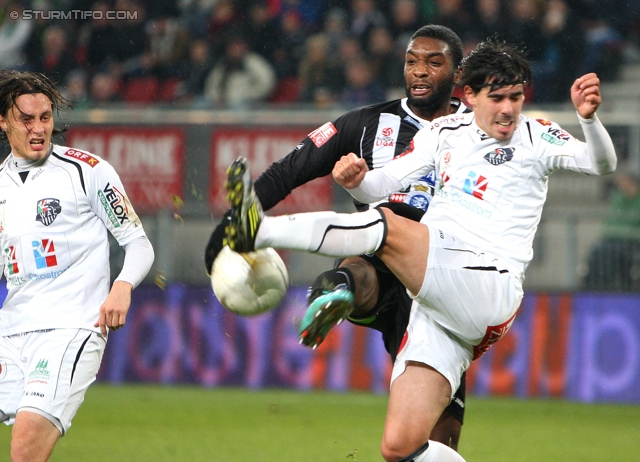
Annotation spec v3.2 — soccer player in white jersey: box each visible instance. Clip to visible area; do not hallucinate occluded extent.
[223,40,617,461]
[0,70,154,461]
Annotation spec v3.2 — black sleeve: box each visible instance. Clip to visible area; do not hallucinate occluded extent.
[254,109,366,211]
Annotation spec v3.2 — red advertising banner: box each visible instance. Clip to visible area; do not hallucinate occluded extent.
[65,127,185,211]
[209,127,333,215]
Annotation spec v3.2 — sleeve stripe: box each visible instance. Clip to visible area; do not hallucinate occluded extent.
[52,152,86,194]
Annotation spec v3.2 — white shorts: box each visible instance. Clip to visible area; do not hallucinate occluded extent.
[0,329,106,435]
[391,226,523,396]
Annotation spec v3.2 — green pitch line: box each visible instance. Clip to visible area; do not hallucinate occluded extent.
[1,385,638,461]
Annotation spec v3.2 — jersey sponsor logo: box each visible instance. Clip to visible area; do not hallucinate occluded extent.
[535,118,553,126]
[389,193,407,203]
[430,114,465,130]
[0,359,7,380]
[403,115,423,130]
[443,151,451,164]
[32,239,58,268]
[375,127,396,148]
[406,191,431,211]
[4,246,19,274]
[437,189,493,218]
[64,149,99,167]
[308,122,337,148]
[35,198,61,226]
[98,183,130,227]
[440,171,450,185]
[541,126,572,146]
[463,171,488,199]
[473,312,517,360]
[484,147,515,165]
[27,358,51,385]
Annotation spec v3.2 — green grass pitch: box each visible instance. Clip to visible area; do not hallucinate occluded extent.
[1,385,639,461]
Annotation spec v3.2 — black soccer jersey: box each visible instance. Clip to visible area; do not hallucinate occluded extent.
[254,98,468,211]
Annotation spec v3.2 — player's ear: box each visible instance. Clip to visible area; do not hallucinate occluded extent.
[463,85,476,106]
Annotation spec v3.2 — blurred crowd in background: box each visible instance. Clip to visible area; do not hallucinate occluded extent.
[1,0,639,110]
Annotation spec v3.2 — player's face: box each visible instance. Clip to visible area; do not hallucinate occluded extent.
[0,93,54,162]
[465,84,525,141]
[404,37,456,113]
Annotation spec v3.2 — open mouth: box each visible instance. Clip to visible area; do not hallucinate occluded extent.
[30,139,45,150]
[411,82,432,97]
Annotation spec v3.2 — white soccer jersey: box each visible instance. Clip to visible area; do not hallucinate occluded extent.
[351,112,616,281]
[0,145,147,335]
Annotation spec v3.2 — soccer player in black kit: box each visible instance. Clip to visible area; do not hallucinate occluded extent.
[205,24,468,450]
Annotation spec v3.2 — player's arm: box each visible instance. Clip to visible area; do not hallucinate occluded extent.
[94,236,154,335]
[88,160,154,335]
[337,130,436,203]
[571,73,617,175]
[204,111,363,274]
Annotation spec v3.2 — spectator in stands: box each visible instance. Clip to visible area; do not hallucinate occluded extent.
[533,0,586,103]
[298,33,343,106]
[0,1,33,71]
[322,7,349,52]
[61,69,91,109]
[204,33,276,109]
[584,171,640,292]
[467,0,508,45]
[388,0,423,52]
[33,25,78,84]
[180,0,217,38]
[144,14,190,79]
[348,0,387,49]
[88,72,121,105]
[207,0,243,59]
[272,10,307,80]
[340,57,386,107]
[112,0,149,77]
[431,0,475,45]
[246,2,281,63]
[178,38,215,103]
[81,1,119,75]
[368,26,404,94]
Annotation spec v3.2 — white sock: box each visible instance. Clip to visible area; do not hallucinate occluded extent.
[411,441,466,462]
[255,209,386,256]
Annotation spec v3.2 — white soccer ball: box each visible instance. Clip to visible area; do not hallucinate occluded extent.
[211,246,289,316]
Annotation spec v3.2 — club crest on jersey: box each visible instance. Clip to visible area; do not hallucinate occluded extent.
[98,183,130,227]
[64,149,99,167]
[308,122,337,148]
[35,198,61,226]
[463,171,488,199]
[484,147,515,165]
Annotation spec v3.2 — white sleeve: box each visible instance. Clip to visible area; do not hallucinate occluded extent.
[576,113,617,175]
[347,128,437,203]
[114,235,154,288]
[348,168,405,203]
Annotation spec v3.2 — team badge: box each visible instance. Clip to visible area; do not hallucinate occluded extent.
[35,198,61,226]
[484,147,515,165]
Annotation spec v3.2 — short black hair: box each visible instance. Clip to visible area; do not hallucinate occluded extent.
[409,25,464,69]
[458,40,532,93]
[0,70,70,142]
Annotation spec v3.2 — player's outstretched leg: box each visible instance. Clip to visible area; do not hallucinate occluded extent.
[224,157,263,253]
[299,269,356,349]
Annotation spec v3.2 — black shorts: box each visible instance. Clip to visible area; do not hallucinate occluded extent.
[346,202,466,423]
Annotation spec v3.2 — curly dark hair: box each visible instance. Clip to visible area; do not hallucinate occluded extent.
[458,40,532,94]
[410,25,464,69]
[0,70,70,142]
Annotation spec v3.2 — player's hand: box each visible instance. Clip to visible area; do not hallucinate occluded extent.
[94,280,133,336]
[571,73,601,119]
[332,153,368,189]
